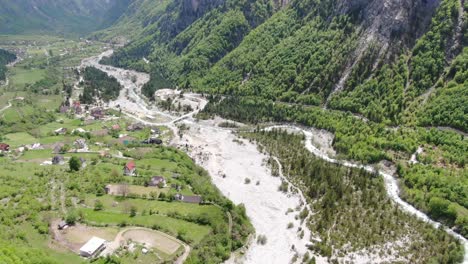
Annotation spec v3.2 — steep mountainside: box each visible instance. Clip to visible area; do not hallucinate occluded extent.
[0,0,129,35]
[102,0,468,240]
[104,0,464,123]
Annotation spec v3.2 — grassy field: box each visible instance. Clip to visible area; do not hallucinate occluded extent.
[4,131,38,146]
[81,208,211,244]
[105,184,170,196]
[86,195,224,221]
[9,67,46,87]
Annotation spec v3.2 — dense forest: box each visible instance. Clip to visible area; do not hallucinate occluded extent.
[243,129,464,263]
[79,66,122,104]
[0,49,16,81]
[200,95,468,236]
[418,47,468,131]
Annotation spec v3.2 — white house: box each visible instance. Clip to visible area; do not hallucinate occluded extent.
[79,237,106,258]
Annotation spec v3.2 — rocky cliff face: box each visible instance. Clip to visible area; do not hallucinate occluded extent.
[328,0,442,94]
[340,0,440,47]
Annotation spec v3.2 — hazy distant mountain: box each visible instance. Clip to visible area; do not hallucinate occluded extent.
[0,0,130,35]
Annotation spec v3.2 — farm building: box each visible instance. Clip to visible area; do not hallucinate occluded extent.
[79,236,106,258]
[148,176,166,187]
[124,160,136,176]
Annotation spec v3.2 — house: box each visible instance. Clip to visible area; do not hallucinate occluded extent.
[59,104,70,113]
[72,101,82,114]
[111,124,121,131]
[148,176,166,187]
[127,123,144,131]
[79,237,106,258]
[72,128,87,134]
[174,194,202,204]
[58,220,68,230]
[54,127,67,135]
[90,108,104,120]
[123,161,136,176]
[28,143,43,150]
[74,139,87,150]
[52,155,65,165]
[52,143,65,154]
[0,143,10,152]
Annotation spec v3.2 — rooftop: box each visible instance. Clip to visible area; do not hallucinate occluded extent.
[80,236,106,255]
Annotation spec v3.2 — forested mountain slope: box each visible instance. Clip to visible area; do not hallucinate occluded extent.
[102,0,468,239]
[103,0,466,129]
[0,0,129,35]
[0,49,16,81]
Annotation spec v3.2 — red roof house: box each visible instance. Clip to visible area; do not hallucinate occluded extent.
[0,143,10,152]
[123,160,136,176]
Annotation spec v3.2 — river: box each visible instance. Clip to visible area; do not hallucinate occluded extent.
[78,51,467,264]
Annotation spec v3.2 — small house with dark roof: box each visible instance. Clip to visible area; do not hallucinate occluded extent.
[127,123,144,131]
[52,155,65,165]
[90,108,104,120]
[148,176,166,187]
[142,138,163,145]
[174,194,202,204]
[124,160,136,176]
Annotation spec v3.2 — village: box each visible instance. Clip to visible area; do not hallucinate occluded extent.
[0,94,214,263]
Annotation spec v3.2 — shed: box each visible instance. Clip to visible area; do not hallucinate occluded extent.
[79,236,106,258]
